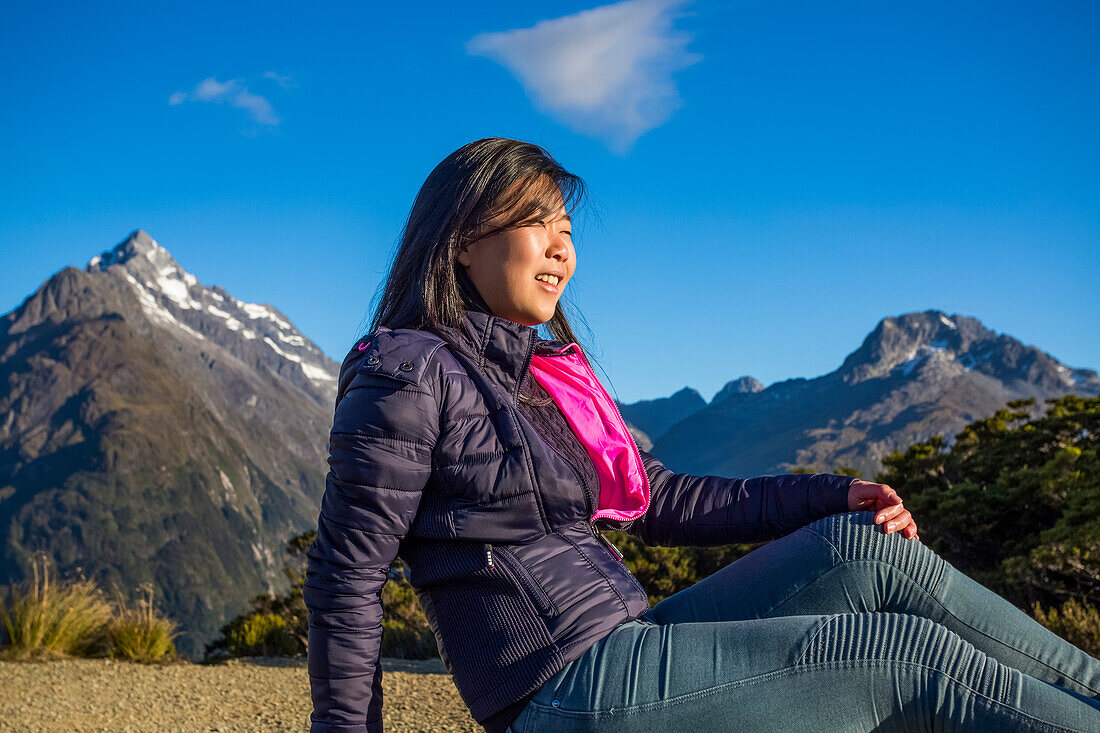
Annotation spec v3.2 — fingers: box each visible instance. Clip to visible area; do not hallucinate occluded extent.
[873,500,906,525]
[881,509,918,540]
[849,480,902,511]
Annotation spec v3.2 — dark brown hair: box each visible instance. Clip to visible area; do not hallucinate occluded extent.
[368,137,592,373]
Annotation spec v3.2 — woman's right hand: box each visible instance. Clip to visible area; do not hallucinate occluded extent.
[847,480,920,541]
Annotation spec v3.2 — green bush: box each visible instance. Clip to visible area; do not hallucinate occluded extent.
[377,564,437,659]
[878,395,1100,649]
[206,531,438,661]
[1032,598,1100,658]
[204,531,311,662]
[224,612,299,657]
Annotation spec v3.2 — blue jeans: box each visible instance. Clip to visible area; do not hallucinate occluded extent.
[507,512,1100,732]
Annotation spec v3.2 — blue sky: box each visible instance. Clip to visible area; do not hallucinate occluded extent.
[2,0,1097,403]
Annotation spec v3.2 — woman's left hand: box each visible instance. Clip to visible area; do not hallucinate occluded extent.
[847,480,920,541]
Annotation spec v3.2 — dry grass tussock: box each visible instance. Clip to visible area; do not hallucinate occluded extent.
[0,552,179,663]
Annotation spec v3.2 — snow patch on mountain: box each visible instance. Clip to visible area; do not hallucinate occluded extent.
[122,272,205,341]
[241,302,291,330]
[156,267,203,310]
[264,336,336,382]
[85,230,337,395]
[895,341,951,377]
[276,331,305,346]
[300,362,336,382]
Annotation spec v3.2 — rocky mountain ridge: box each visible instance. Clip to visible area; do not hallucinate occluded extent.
[624,311,1099,479]
[0,231,339,657]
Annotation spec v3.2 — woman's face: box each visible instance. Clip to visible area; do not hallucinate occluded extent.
[457,192,575,327]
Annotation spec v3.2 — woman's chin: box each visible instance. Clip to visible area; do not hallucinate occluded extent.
[503,311,553,327]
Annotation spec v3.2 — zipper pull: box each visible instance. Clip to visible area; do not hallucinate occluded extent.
[484,543,494,568]
[592,524,625,562]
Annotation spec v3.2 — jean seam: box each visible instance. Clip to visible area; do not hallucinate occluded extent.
[752,527,844,622]
[794,614,842,666]
[520,705,536,733]
[806,521,1098,696]
[526,659,1087,732]
[802,523,845,567]
[524,664,809,718]
[917,576,1100,696]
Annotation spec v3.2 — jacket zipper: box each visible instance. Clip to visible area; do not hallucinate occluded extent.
[484,543,556,616]
[521,339,648,601]
[512,331,538,405]
[585,520,649,602]
[500,330,553,534]
[587,520,624,561]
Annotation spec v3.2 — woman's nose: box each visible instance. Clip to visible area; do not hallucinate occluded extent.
[547,232,569,261]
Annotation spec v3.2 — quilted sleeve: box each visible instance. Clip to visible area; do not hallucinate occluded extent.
[623,449,855,547]
[304,357,441,733]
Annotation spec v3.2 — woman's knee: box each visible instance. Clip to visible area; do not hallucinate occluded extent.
[804,510,880,556]
[805,511,946,590]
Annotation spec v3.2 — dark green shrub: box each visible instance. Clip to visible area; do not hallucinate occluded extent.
[1032,598,1100,658]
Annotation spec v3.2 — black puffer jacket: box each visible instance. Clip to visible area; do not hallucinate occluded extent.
[305,309,855,732]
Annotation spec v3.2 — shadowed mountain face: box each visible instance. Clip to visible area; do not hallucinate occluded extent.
[0,230,339,657]
[648,311,1100,479]
[616,387,706,451]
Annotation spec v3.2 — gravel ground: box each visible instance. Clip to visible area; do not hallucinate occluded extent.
[0,656,481,732]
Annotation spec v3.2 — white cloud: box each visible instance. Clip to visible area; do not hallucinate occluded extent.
[263,71,297,90]
[466,0,701,153]
[168,76,280,127]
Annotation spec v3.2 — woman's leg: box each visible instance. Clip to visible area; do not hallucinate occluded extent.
[643,511,1100,698]
[508,612,1100,732]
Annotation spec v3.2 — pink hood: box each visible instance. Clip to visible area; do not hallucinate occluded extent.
[529,343,651,522]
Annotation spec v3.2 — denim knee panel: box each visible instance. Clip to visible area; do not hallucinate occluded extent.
[798,612,1022,702]
[804,511,947,596]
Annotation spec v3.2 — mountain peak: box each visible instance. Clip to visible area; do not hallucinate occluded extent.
[838,310,995,383]
[77,231,338,402]
[712,376,765,405]
[87,229,173,272]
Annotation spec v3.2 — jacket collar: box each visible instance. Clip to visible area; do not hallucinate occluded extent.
[442,309,574,402]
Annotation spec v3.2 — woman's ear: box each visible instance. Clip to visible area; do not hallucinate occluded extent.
[456,244,472,268]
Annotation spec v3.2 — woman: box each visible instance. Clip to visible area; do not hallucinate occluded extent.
[305,137,1100,732]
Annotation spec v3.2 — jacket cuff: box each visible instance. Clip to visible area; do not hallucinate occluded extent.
[813,474,855,518]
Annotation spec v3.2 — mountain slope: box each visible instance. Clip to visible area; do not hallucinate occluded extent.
[0,231,339,657]
[617,387,706,446]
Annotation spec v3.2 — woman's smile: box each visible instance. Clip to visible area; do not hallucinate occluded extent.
[534,272,562,293]
[456,184,576,326]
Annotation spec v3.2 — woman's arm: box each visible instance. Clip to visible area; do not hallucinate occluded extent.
[304,345,442,733]
[621,449,856,547]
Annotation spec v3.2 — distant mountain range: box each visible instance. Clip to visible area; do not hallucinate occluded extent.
[0,230,338,657]
[618,311,1099,479]
[2,230,1097,658]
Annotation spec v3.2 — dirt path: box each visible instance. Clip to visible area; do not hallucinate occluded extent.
[0,657,480,732]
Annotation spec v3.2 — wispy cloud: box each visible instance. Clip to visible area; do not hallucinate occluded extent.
[466,0,701,154]
[168,76,280,127]
[262,71,297,90]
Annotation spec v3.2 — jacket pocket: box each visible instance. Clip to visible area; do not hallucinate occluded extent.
[484,543,557,617]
